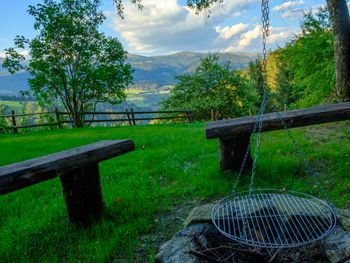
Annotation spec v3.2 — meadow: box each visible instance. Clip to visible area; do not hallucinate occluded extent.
[0,122,349,262]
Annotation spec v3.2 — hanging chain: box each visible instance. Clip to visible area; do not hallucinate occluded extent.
[232,0,270,194]
[231,0,332,205]
[248,0,270,194]
[273,108,334,205]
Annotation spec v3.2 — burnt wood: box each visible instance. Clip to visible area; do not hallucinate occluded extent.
[206,102,350,139]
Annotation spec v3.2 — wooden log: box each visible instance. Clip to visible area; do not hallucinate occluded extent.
[206,102,350,139]
[11,110,18,134]
[131,108,136,125]
[60,163,104,227]
[220,134,252,171]
[0,140,135,195]
[186,111,192,123]
[125,109,132,126]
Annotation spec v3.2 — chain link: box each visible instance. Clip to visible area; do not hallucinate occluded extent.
[232,0,332,206]
[232,0,270,194]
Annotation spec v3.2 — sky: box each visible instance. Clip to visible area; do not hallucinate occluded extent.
[0,0,348,56]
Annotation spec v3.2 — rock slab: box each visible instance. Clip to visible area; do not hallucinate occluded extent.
[183,203,214,227]
[155,224,217,263]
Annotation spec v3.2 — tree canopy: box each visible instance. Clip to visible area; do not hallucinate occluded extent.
[3,0,133,128]
[162,54,257,121]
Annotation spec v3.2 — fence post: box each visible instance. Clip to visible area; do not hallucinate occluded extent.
[130,108,136,125]
[125,109,132,126]
[11,110,18,134]
[55,108,62,129]
[186,111,193,123]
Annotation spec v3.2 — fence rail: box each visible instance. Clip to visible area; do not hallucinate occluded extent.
[0,109,193,134]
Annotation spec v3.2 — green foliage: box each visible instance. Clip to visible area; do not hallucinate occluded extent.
[113,0,143,18]
[275,8,335,108]
[2,0,133,128]
[246,60,264,106]
[0,105,10,133]
[186,0,223,14]
[162,54,257,121]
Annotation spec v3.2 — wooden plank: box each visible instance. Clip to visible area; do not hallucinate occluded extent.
[9,122,59,129]
[0,140,135,195]
[206,102,350,139]
[0,111,54,118]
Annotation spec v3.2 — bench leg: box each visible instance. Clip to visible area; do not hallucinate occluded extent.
[219,135,252,171]
[59,163,104,227]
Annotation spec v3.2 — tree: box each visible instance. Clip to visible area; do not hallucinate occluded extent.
[326,0,350,101]
[274,9,335,107]
[183,0,350,102]
[162,54,257,121]
[246,60,264,103]
[2,0,133,128]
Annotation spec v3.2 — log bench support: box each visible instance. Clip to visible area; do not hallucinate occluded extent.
[0,140,135,227]
[60,163,104,227]
[220,135,252,171]
[206,102,350,172]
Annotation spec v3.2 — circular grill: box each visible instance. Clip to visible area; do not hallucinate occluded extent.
[212,189,336,249]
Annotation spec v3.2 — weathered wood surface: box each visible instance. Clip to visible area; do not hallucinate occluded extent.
[220,135,252,171]
[60,163,104,226]
[0,140,135,195]
[206,102,350,139]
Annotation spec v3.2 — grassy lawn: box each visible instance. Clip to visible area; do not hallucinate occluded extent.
[0,122,349,262]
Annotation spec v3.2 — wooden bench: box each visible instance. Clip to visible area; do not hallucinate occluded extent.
[206,102,350,171]
[0,140,135,227]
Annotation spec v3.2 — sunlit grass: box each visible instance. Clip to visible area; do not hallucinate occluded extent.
[0,122,349,262]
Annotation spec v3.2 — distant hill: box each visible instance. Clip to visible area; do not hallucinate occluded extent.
[0,51,257,95]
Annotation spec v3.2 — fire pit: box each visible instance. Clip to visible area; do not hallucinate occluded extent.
[212,189,336,249]
[155,204,350,263]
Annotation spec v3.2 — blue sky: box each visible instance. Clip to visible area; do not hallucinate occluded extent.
[0,0,346,56]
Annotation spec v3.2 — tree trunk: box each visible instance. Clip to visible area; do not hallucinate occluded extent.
[71,111,84,128]
[327,0,350,101]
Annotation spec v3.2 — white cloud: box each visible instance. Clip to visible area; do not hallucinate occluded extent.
[106,0,304,55]
[216,23,249,40]
[108,0,255,54]
[238,25,261,49]
[0,49,29,58]
[273,1,304,11]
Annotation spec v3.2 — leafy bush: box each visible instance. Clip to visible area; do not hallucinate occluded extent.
[162,54,258,121]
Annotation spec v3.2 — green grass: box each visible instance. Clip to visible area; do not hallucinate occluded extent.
[0,122,349,262]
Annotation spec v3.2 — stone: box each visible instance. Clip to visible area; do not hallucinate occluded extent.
[154,223,217,263]
[337,209,350,232]
[183,203,214,227]
[323,226,350,263]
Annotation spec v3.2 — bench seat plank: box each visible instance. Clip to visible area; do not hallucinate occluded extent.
[206,102,350,139]
[0,140,134,195]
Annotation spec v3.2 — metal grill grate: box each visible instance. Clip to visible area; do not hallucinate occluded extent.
[212,189,336,249]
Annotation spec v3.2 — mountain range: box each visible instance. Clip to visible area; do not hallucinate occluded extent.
[0,51,257,95]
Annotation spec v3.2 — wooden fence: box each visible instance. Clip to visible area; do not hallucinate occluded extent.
[0,109,194,133]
